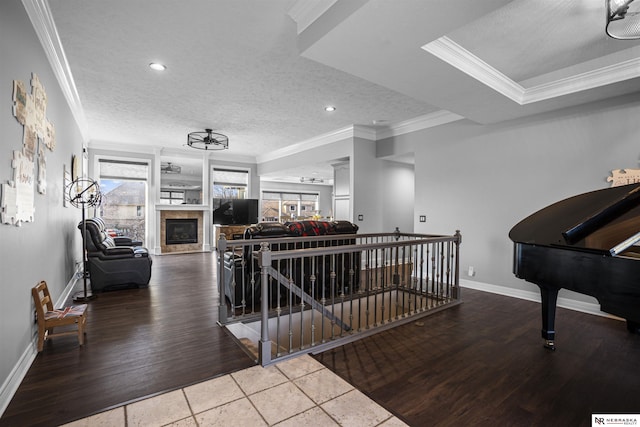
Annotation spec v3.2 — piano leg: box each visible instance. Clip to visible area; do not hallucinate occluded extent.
[538,283,559,350]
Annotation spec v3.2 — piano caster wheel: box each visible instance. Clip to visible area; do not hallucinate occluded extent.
[544,340,556,350]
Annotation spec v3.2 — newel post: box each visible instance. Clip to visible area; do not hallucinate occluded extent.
[453,230,461,300]
[258,242,272,365]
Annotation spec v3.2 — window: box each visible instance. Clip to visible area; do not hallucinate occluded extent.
[261,191,319,222]
[212,168,248,199]
[98,159,148,244]
[160,190,185,205]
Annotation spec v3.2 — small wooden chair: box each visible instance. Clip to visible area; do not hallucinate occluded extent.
[31,281,88,352]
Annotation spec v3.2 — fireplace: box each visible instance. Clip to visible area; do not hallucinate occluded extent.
[166,218,198,245]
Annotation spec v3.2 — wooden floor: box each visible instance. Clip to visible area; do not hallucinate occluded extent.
[3,252,640,426]
[0,252,255,427]
[315,288,640,427]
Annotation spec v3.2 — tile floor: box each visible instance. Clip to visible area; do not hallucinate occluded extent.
[61,355,408,427]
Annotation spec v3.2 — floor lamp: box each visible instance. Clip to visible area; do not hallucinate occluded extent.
[67,177,102,302]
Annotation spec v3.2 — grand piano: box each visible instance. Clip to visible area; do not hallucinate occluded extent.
[509,183,640,350]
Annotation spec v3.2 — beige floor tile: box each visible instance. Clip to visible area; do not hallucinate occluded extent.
[293,368,354,404]
[59,407,125,426]
[379,416,410,426]
[231,365,288,395]
[126,389,191,427]
[166,416,199,426]
[273,406,340,426]
[321,389,393,427]
[183,374,245,414]
[196,397,267,427]
[275,354,327,380]
[249,381,316,425]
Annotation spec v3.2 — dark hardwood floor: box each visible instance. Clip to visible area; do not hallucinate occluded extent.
[0,252,255,427]
[3,252,640,427]
[315,288,640,427]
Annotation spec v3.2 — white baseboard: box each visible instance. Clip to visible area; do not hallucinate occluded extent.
[459,278,624,322]
[0,342,37,419]
[57,263,83,307]
[0,265,82,418]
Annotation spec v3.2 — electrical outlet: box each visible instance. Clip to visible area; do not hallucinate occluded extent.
[467,266,475,277]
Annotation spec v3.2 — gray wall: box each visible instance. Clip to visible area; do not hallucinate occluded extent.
[400,95,640,302]
[380,160,414,234]
[1,0,84,408]
[352,138,383,233]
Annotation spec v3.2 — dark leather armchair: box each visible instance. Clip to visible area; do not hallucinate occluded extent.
[78,218,152,292]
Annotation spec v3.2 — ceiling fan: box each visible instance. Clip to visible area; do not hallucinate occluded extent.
[161,162,181,174]
[187,128,229,150]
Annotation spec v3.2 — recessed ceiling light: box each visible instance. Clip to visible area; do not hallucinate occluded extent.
[324,106,336,112]
[149,62,167,71]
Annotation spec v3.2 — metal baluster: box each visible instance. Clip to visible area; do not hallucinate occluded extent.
[330,253,336,340]
[348,251,355,333]
[288,258,294,354]
[275,260,282,357]
[377,247,383,326]
[365,248,371,329]
[438,242,445,305]
[310,262,316,347]
[299,254,305,351]
[445,240,452,301]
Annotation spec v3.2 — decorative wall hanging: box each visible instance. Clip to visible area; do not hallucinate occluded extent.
[607,169,640,187]
[0,150,35,225]
[2,73,56,226]
[37,143,46,194]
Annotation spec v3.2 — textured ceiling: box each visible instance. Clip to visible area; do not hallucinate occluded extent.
[44,0,640,183]
[47,0,435,163]
[449,0,636,83]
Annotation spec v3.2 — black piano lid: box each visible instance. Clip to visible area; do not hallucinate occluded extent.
[509,183,640,255]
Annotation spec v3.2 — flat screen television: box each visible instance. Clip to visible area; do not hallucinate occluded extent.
[213,198,259,225]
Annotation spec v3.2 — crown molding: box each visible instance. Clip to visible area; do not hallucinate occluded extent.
[423,37,524,103]
[423,36,640,106]
[88,140,157,155]
[257,112,466,165]
[353,125,378,141]
[288,0,338,34]
[22,0,89,142]
[523,56,640,103]
[257,125,363,163]
[89,140,256,164]
[376,110,464,140]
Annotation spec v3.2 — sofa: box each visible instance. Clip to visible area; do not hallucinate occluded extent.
[223,220,359,307]
[78,218,153,292]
